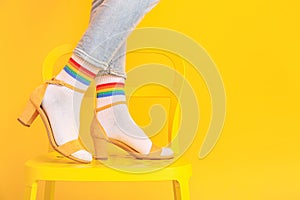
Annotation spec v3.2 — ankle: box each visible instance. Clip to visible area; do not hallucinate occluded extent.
[95,75,126,107]
[56,54,100,91]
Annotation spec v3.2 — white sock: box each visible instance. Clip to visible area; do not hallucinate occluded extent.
[95,75,173,156]
[42,54,99,162]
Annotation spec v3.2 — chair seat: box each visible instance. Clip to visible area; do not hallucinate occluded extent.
[26,151,192,182]
[25,152,192,200]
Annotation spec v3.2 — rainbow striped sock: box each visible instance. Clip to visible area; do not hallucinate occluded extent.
[94,75,155,155]
[96,82,125,98]
[95,75,126,106]
[55,54,99,91]
[63,57,97,86]
[41,55,100,162]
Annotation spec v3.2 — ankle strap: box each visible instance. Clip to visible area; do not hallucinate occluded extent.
[95,101,127,112]
[45,77,86,93]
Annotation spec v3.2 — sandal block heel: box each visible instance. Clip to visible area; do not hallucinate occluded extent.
[18,100,39,127]
[93,137,108,160]
[90,116,108,160]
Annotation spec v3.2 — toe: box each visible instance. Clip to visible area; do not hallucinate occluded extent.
[160,147,174,157]
[72,150,93,162]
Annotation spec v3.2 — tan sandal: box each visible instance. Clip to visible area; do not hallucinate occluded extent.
[90,101,174,160]
[18,77,91,164]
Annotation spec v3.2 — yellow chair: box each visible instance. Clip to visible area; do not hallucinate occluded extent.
[25,44,192,200]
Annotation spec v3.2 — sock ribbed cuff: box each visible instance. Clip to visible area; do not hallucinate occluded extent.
[56,54,100,91]
[96,82,125,98]
[95,75,126,105]
[95,75,125,98]
[64,54,97,85]
[95,75,125,84]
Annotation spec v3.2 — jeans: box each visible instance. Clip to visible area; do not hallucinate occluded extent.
[73,0,160,79]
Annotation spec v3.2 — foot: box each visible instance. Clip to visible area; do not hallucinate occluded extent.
[95,75,173,158]
[42,54,100,162]
[42,84,92,162]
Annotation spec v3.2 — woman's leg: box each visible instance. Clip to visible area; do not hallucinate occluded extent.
[74,0,160,78]
[41,0,163,162]
[88,1,173,157]
[89,0,127,78]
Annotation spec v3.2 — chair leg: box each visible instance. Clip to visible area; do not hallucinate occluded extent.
[172,179,190,200]
[24,181,38,200]
[173,180,181,200]
[44,181,55,200]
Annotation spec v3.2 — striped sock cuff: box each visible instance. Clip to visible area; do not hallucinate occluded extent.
[63,56,97,86]
[96,82,125,98]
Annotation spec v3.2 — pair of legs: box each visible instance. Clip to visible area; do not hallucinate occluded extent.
[40,0,173,162]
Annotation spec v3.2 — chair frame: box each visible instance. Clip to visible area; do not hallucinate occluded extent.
[25,44,192,200]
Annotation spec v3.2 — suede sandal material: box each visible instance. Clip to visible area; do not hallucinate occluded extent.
[18,77,91,164]
[91,101,174,160]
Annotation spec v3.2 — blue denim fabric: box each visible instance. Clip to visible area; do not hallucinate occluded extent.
[74,0,160,78]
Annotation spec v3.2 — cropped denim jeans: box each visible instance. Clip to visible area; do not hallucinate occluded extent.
[73,0,160,79]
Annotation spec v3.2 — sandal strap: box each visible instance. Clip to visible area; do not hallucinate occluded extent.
[45,77,85,93]
[95,101,127,112]
[56,139,83,156]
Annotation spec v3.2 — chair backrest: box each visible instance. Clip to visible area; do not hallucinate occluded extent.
[42,44,75,81]
[125,48,186,153]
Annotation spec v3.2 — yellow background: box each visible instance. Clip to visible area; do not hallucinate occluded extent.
[1,0,300,199]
